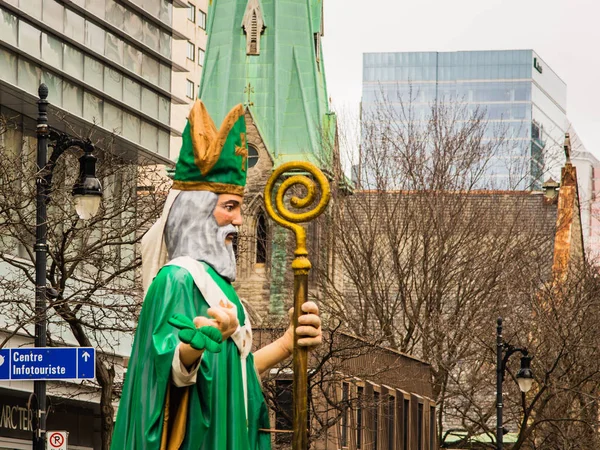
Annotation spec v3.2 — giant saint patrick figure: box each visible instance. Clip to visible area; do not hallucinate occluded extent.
[111,100,322,450]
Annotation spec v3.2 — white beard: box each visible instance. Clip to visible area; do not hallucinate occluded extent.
[164,191,237,281]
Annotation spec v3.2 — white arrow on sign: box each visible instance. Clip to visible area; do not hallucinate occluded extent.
[82,352,91,362]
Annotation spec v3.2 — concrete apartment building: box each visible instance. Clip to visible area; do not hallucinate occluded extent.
[170,0,208,159]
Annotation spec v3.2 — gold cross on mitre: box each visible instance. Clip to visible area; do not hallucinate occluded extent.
[235,133,248,171]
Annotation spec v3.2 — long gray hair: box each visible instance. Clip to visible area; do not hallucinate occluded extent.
[165,191,237,281]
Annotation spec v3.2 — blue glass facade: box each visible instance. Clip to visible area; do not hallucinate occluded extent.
[362,50,567,188]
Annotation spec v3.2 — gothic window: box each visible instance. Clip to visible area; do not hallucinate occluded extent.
[249,12,258,54]
[256,211,267,264]
[242,0,264,55]
[232,233,239,261]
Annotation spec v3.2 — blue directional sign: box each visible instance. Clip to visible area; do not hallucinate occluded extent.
[0,347,95,381]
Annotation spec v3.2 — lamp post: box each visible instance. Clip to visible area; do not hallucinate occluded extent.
[33,84,102,450]
[496,318,534,450]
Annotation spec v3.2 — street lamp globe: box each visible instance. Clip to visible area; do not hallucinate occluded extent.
[72,143,102,220]
[516,355,534,393]
[73,195,101,220]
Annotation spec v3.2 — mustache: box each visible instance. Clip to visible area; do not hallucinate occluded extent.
[217,224,238,241]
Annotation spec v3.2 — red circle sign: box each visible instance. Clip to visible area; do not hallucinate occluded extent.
[49,432,65,447]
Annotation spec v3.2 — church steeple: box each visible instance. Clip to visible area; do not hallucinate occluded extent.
[198,0,335,168]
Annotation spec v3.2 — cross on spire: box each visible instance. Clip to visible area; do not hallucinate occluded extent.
[244,83,255,107]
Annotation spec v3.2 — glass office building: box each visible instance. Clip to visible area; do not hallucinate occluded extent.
[362,50,567,188]
[0,0,191,163]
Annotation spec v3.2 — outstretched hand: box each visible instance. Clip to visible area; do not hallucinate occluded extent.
[281,301,322,354]
[178,301,240,368]
[193,299,239,342]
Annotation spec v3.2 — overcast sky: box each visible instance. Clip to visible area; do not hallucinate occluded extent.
[322,0,600,158]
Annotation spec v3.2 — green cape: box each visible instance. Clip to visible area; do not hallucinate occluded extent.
[111,263,271,450]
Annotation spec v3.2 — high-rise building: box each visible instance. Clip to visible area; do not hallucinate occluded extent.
[0,0,191,164]
[362,50,568,188]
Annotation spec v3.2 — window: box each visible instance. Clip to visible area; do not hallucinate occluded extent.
[187,41,195,61]
[198,9,206,29]
[341,382,349,447]
[417,403,423,450]
[187,2,195,22]
[42,0,64,31]
[85,20,105,55]
[249,12,258,53]
[403,398,409,450]
[429,406,435,450]
[247,143,259,168]
[0,10,18,47]
[19,21,41,58]
[387,396,395,450]
[141,53,159,84]
[256,212,267,264]
[232,233,239,260]
[275,380,293,445]
[198,48,205,66]
[373,391,379,450]
[357,386,364,449]
[186,79,194,99]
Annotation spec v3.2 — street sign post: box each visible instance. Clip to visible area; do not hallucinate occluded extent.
[0,347,95,381]
[47,431,68,450]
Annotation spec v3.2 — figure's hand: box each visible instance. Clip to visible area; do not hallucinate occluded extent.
[281,301,322,354]
[194,300,239,341]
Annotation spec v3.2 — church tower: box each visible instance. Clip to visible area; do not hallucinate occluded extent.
[198,0,337,318]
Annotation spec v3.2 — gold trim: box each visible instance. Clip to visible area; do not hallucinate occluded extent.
[188,101,245,176]
[172,180,245,196]
[235,132,248,172]
[160,384,191,450]
[169,388,190,450]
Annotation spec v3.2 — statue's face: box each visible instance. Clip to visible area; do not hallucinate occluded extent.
[213,194,244,246]
[165,191,241,281]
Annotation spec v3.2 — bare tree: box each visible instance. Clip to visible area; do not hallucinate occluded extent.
[313,95,586,445]
[0,115,169,449]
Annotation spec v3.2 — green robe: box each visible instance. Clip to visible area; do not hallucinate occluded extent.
[111,263,272,450]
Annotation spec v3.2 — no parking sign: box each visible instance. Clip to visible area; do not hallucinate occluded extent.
[47,431,68,450]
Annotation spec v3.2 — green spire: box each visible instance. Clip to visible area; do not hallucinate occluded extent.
[199,0,335,167]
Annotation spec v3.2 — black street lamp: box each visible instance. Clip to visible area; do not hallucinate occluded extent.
[496,317,535,450]
[33,83,102,450]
